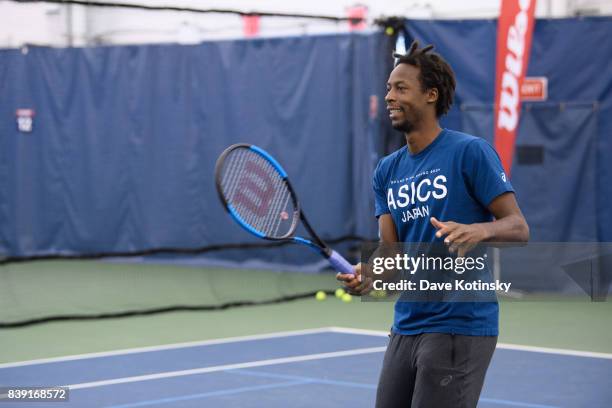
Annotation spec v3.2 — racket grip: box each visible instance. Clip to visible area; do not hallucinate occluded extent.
[328,250,355,275]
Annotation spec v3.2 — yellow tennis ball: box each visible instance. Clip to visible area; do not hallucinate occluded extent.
[371,289,387,299]
[335,288,346,298]
[385,26,394,36]
[342,293,352,303]
[315,291,327,301]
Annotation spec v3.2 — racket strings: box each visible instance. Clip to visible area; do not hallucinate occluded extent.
[260,152,292,236]
[242,157,292,236]
[247,153,290,235]
[250,154,283,234]
[271,190,292,237]
[220,148,296,238]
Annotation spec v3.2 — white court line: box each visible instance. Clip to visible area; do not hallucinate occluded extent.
[0,327,334,369]
[328,327,612,360]
[495,343,612,360]
[3,326,611,370]
[328,327,389,337]
[65,346,387,390]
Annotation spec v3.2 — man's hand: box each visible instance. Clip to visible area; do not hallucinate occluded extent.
[336,263,373,296]
[430,217,489,257]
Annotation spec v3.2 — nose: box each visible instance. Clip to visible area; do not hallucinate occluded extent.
[385,89,394,103]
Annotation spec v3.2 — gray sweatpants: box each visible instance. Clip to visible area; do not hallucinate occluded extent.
[376,332,497,408]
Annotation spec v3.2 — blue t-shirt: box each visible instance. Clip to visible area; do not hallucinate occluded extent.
[373,129,514,336]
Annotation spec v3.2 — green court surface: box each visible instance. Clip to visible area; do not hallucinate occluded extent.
[2,296,612,364]
[1,262,611,363]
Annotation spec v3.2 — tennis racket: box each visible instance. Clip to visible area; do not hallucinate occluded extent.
[215,143,354,275]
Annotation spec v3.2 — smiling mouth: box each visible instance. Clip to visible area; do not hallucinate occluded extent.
[388,107,403,118]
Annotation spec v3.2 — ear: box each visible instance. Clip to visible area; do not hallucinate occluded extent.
[427,88,439,104]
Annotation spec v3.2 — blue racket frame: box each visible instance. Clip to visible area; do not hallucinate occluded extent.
[215,144,354,275]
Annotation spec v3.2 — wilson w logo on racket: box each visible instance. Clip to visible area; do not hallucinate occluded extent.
[233,161,275,217]
[215,144,354,275]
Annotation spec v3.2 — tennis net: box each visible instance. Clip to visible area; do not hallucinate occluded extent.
[0,258,339,328]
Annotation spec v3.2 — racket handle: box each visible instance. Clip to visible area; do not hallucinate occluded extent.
[328,250,355,275]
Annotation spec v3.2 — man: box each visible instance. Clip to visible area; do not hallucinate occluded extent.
[337,41,529,408]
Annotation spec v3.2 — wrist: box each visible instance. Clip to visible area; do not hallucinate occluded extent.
[477,223,493,241]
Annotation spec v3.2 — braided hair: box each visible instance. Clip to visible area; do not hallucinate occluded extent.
[393,41,456,117]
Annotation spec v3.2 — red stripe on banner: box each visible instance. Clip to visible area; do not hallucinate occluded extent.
[243,15,260,38]
[346,5,367,31]
[493,0,537,177]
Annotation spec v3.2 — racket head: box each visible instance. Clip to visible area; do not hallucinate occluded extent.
[215,144,300,240]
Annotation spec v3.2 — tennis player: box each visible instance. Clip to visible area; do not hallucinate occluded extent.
[337,41,529,408]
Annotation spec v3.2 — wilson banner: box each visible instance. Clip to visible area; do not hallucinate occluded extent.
[494,0,537,176]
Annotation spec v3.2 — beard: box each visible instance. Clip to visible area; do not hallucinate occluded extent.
[392,118,415,133]
[391,107,422,133]
[391,120,414,133]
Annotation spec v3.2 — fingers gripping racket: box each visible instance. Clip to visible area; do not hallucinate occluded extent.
[215,143,354,275]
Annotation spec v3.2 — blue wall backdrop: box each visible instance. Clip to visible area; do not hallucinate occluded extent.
[1,17,610,271]
[404,17,611,242]
[0,33,384,267]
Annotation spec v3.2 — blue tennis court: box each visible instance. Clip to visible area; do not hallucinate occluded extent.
[1,327,610,407]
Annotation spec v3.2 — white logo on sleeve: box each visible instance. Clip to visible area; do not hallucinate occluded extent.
[501,172,507,182]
